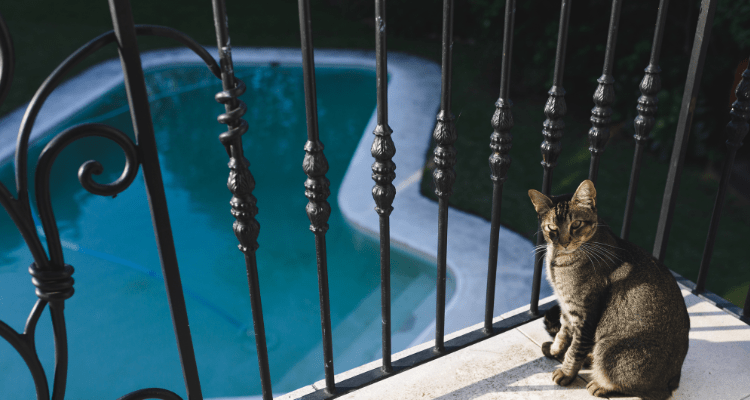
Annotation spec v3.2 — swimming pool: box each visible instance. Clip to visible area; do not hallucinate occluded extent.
[0,59,454,398]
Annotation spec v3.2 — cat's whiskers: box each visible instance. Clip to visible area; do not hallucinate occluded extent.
[590,241,623,250]
[579,246,597,270]
[580,244,606,269]
[585,243,618,267]
[588,242,623,263]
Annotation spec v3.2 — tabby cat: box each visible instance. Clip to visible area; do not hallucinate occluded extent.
[528,180,690,400]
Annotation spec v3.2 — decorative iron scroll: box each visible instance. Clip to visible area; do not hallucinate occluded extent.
[0,0,231,396]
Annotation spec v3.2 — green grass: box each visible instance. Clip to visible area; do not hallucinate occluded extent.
[1,0,747,308]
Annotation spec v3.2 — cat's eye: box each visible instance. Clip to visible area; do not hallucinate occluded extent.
[571,220,582,229]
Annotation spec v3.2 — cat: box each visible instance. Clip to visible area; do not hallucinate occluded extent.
[528,180,690,400]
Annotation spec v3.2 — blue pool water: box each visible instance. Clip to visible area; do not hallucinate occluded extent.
[0,64,454,398]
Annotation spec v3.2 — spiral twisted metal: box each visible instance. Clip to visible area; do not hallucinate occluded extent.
[212,2,273,396]
[214,74,258,253]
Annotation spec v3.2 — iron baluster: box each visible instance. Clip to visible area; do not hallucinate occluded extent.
[621,0,670,240]
[212,0,273,398]
[531,0,572,316]
[484,0,515,334]
[109,0,203,398]
[653,0,718,262]
[298,0,336,392]
[1,7,220,398]
[372,0,396,373]
[695,62,750,293]
[587,0,623,184]
[433,0,456,353]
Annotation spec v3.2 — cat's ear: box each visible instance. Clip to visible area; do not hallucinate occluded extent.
[528,189,553,215]
[572,180,596,209]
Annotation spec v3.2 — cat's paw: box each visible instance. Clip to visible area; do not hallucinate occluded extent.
[541,341,555,358]
[552,368,576,386]
[586,380,613,397]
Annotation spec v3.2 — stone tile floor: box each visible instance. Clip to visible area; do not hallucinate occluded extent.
[281,287,750,400]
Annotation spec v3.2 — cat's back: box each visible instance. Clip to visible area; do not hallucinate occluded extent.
[598,235,690,341]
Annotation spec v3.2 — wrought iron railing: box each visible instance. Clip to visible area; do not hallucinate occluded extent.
[0,0,748,399]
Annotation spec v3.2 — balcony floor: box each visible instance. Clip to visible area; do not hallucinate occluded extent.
[280,285,750,400]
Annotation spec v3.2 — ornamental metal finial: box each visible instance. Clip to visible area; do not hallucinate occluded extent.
[541,86,566,168]
[433,110,457,197]
[634,64,662,144]
[226,154,260,253]
[489,98,513,182]
[726,65,750,150]
[215,67,259,253]
[303,140,331,233]
[588,74,615,154]
[371,124,396,216]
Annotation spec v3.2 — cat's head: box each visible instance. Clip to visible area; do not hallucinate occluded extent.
[528,180,598,254]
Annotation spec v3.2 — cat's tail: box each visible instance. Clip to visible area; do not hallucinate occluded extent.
[544,304,562,338]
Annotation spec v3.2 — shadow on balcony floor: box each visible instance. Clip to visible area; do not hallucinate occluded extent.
[281,283,750,400]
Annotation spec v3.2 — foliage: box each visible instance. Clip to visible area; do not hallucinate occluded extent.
[328,0,750,163]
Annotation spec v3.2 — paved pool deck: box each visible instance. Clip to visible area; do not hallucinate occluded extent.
[0,47,550,399]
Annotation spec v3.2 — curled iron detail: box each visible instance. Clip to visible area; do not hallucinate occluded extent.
[116,388,184,400]
[35,123,139,266]
[215,78,249,146]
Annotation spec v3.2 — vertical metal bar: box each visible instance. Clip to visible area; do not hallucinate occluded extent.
[531,0,572,316]
[371,0,396,373]
[587,0,622,184]
[433,0,456,353]
[653,0,718,262]
[298,0,336,392]
[108,0,203,398]
[695,62,749,292]
[484,0,515,334]
[743,283,750,319]
[622,0,670,240]
[211,1,272,398]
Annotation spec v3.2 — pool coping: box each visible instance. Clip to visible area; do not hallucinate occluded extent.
[0,47,549,399]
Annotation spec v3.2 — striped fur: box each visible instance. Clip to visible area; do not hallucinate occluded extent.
[529,180,690,400]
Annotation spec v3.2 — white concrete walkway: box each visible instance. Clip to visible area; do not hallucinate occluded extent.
[280,285,750,400]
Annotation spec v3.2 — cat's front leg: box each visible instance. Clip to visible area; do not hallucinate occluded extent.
[553,317,597,386]
[542,322,571,360]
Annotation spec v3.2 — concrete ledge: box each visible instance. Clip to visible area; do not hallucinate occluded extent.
[282,288,750,399]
